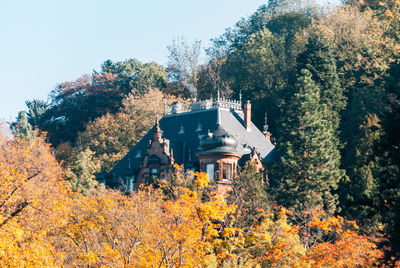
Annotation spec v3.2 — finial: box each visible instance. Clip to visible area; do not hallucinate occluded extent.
[216,108,221,126]
[263,112,269,132]
[239,90,242,104]
[217,90,220,100]
[154,117,162,137]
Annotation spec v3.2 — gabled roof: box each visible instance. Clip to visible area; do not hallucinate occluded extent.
[110,108,276,180]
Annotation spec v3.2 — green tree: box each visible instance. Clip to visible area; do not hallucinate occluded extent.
[204,2,315,132]
[295,29,345,130]
[315,5,395,156]
[338,114,383,232]
[208,3,314,58]
[223,28,287,132]
[312,6,397,232]
[375,60,400,265]
[25,99,48,127]
[101,58,167,95]
[10,111,34,141]
[66,148,100,195]
[271,69,345,215]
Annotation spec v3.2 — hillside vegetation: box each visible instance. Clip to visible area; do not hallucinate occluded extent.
[8,0,400,266]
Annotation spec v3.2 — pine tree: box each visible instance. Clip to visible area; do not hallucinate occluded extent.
[10,111,34,141]
[272,69,345,215]
[296,30,346,131]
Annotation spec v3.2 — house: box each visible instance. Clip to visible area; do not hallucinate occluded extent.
[99,94,276,193]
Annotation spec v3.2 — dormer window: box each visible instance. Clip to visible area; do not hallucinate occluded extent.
[179,126,184,134]
[135,150,141,158]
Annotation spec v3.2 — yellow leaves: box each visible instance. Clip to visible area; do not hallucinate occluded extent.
[0,129,386,267]
[384,9,395,20]
[193,171,209,188]
[0,220,60,267]
[0,132,69,266]
[79,251,98,265]
[222,227,238,239]
[242,207,305,267]
[174,163,183,171]
[199,195,235,222]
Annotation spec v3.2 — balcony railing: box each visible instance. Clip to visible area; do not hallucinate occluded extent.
[164,97,242,115]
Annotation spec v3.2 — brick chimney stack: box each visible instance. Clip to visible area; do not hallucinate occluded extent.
[244,100,251,131]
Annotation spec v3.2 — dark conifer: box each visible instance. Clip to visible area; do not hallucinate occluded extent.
[375,61,400,265]
[296,30,346,131]
[272,69,345,215]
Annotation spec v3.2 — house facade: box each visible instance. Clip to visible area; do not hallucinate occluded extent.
[99,94,276,193]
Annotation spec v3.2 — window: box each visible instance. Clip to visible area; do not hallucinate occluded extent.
[126,176,135,191]
[206,164,214,181]
[151,168,158,176]
[223,163,232,181]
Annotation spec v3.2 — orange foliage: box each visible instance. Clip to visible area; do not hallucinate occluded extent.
[0,131,387,267]
[298,211,383,267]
[0,133,69,266]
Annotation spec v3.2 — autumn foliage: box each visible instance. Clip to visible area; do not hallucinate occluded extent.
[0,130,386,267]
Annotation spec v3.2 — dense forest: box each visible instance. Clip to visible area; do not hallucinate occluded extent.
[4,0,400,266]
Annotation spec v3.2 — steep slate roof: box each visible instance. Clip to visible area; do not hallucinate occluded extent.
[110,108,276,181]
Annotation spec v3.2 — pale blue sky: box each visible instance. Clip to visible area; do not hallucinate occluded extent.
[0,0,338,122]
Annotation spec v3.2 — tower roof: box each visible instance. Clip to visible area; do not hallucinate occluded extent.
[197,110,240,155]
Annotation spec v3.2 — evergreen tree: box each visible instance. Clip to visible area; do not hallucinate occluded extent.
[375,60,400,265]
[25,99,48,127]
[296,30,346,130]
[338,114,383,232]
[271,69,345,215]
[67,148,100,195]
[10,111,34,141]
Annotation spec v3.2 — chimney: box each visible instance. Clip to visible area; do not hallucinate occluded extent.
[263,131,272,142]
[244,100,251,131]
